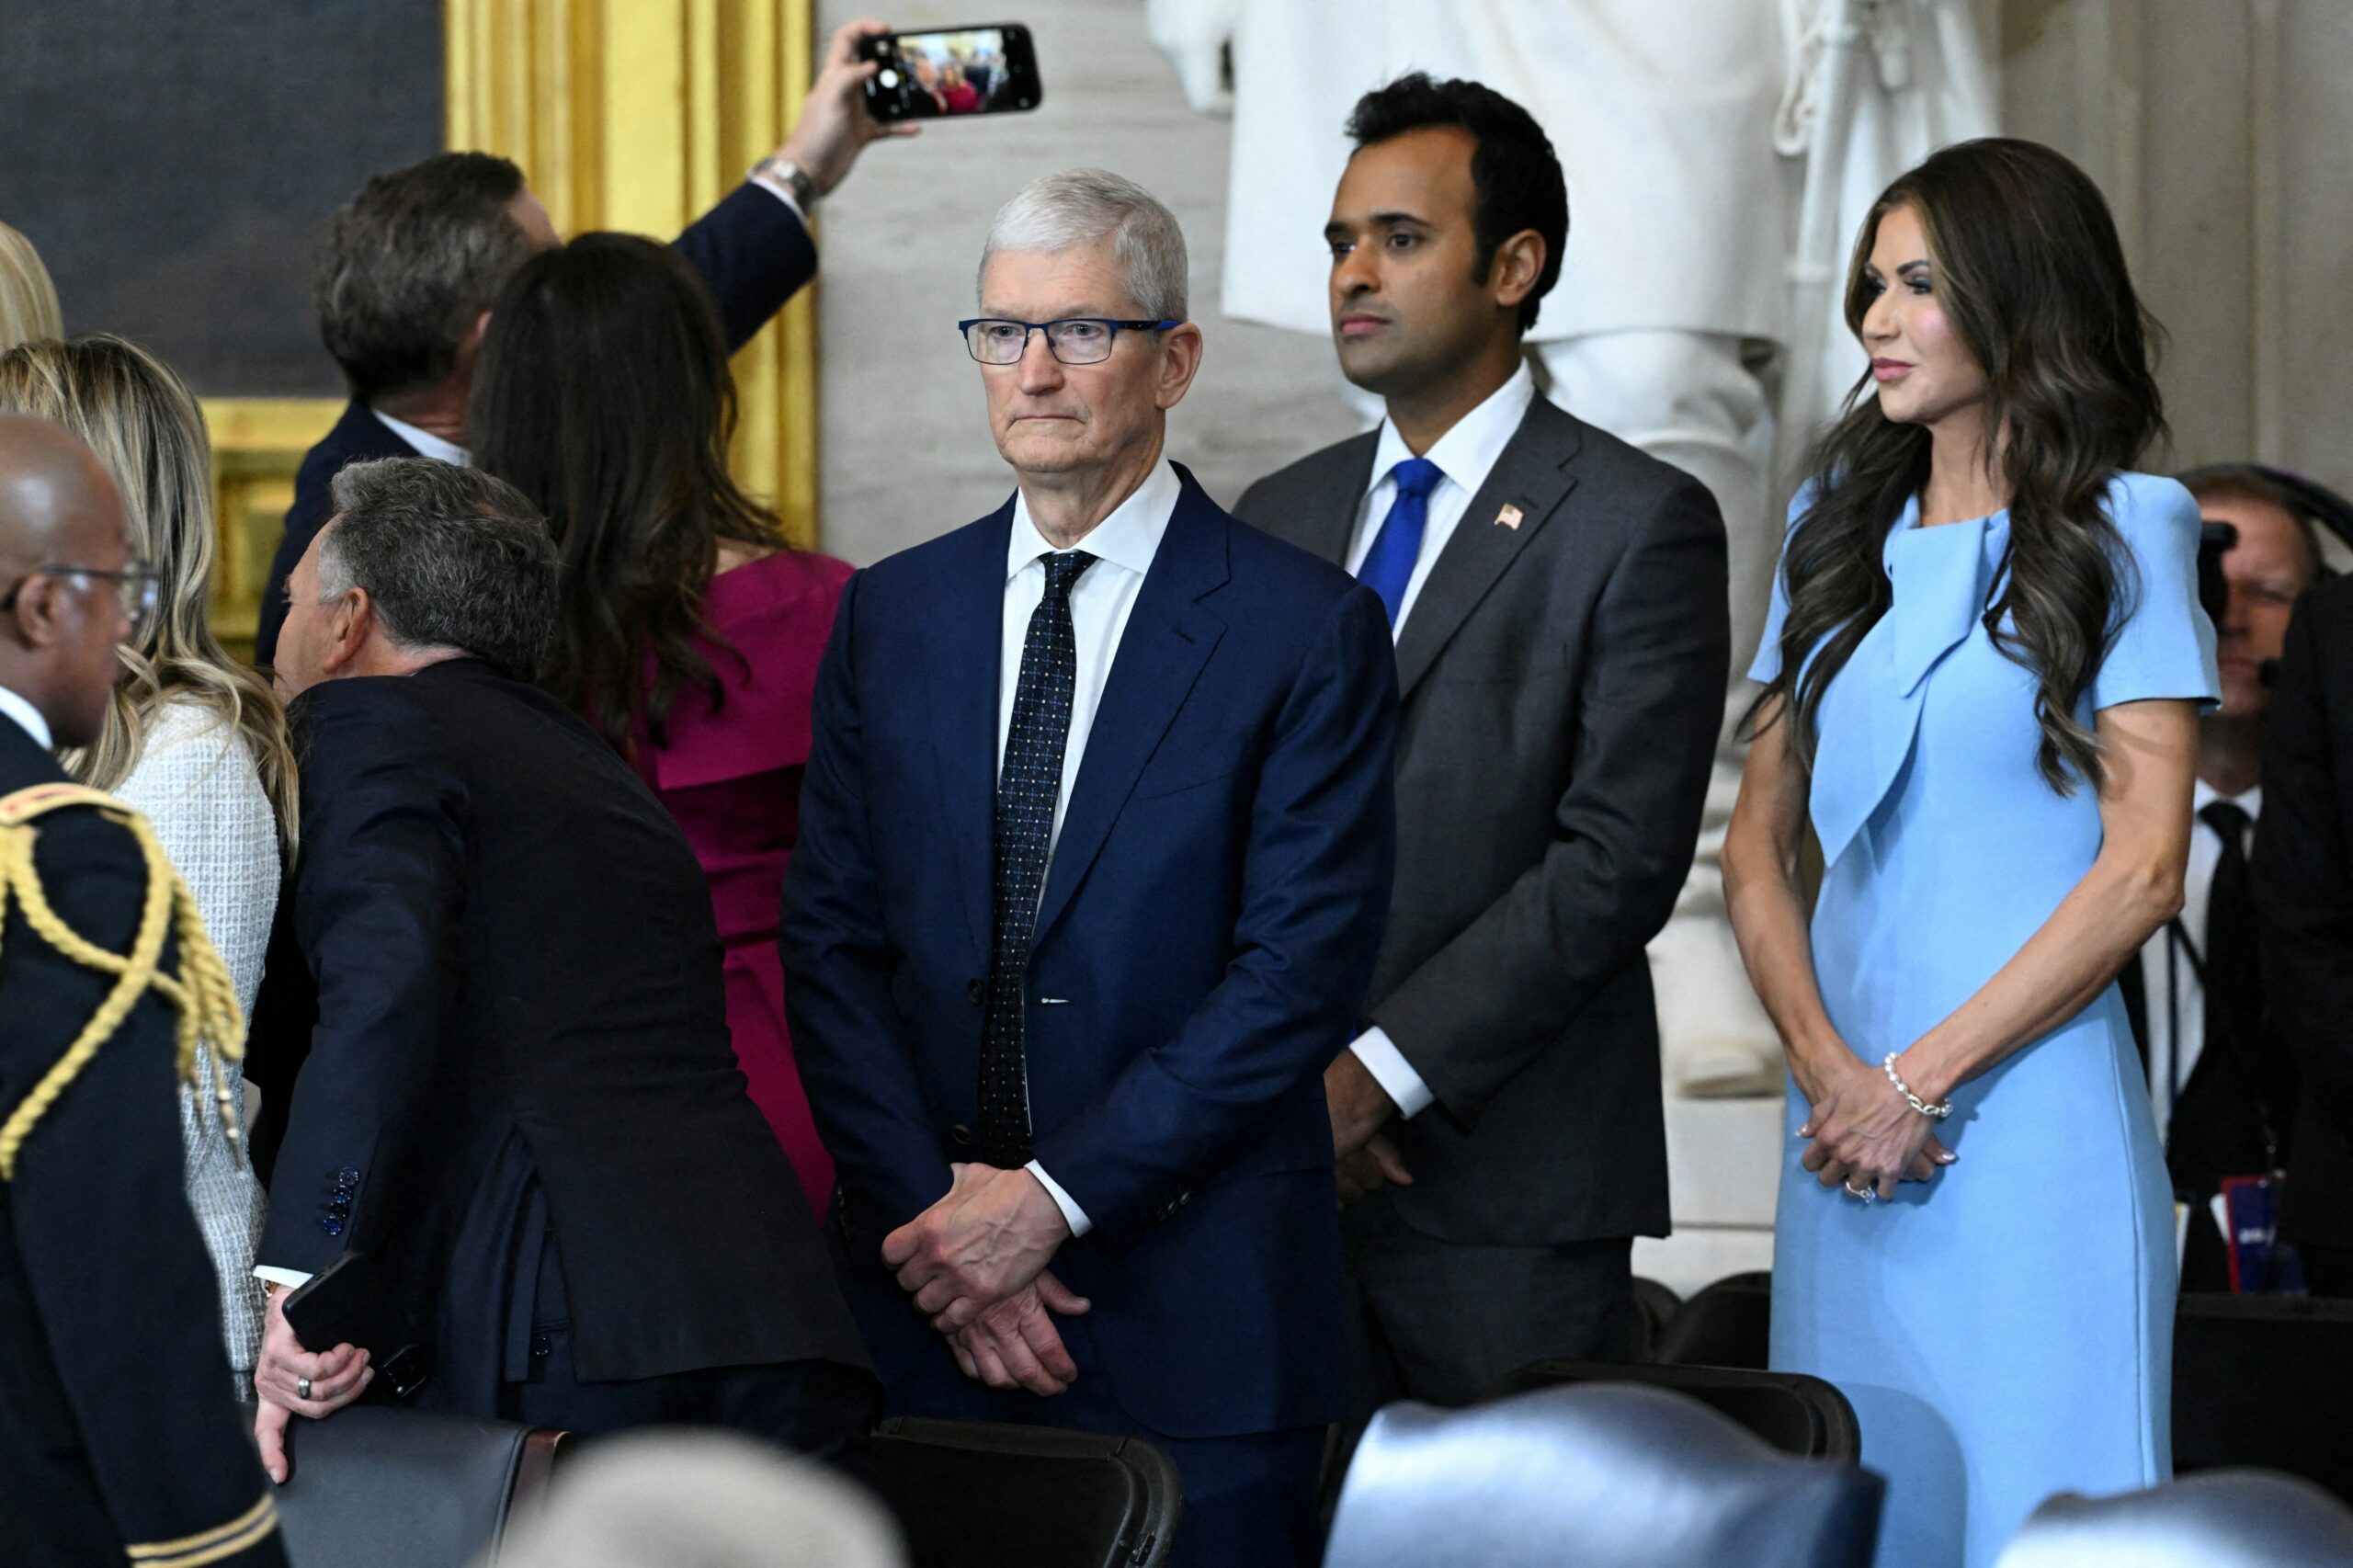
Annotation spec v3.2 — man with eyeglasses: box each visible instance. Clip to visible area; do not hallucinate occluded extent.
[0,414,288,1566]
[783,170,1399,1568]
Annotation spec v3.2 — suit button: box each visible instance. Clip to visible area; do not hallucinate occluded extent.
[321,1217,345,1238]
[949,1124,974,1149]
[530,1332,551,1359]
[967,979,985,1006]
[337,1168,361,1185]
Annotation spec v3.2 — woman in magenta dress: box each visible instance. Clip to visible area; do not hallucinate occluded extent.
[471,233,846,1218]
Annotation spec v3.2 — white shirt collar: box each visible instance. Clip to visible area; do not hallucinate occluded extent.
[2193,776,2262,822]
[0,683,53,750]
[369,408,472,467]
[1368,361,1537,499]
[1006,458,1182,582]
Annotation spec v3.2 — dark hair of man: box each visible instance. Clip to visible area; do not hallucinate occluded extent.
[2177,463,2329,581]
[313,152,534,402]
[1747,138,2167,794]
[469,233,790,752]
[1344,73,1567,335]
[321,457,557,681]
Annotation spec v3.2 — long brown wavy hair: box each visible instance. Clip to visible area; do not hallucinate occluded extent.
[1752,138,2167,793]
[0,336,300,846]
[470,233,790,752]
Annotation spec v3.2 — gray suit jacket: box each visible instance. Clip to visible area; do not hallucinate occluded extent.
[1234,392,1728,1245]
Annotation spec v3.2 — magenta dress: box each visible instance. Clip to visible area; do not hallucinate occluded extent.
[631,549,854,1221]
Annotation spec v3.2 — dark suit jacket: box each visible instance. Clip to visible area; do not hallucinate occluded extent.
[782,466,1398,1438]
[2120,933,2297,1206]
[2256,574,2353,1246]
[255,659,866,1413]
[253,182,818,665]
[0,722,286,1567]
[1234,393,1729,1247]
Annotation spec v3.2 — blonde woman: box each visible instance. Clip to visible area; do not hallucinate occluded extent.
[0,336,298,1397]
[0,222,63,347]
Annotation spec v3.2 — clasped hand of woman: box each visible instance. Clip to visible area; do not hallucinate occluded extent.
[1797,1051,1956,1203]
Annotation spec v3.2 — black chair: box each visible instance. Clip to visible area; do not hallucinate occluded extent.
[1487,1358,1861,1461]
[1631,1275,1683,1360]
[1325,1382,1882,1568]
[1653,1269,1772,1369]
[1994,1469,2353,1567]
[867,1416,1182,1568]
[273,1405,568,1568]
[2174,1292,2353,1502]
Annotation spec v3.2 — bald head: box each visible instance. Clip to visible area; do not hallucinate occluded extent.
[0,414,132,748]
[0,414,124,566]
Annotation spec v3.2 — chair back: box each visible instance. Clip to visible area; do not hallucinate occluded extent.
[1631,1276,1683,1359]
[274,1405,566,1568]
[1653,1270,1772,1369]
[868,1416,1182,1568]
[1993,1469,2353,1568]
[2175,1292,2353,1501]
[1324,1382,1882,1568]
[1488,1358,1860,1461]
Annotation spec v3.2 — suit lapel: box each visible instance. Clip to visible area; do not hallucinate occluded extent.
[1292,433,1380,567]
[924,501,1017,962]
[1030,472,1230,946]
[1392,400,1583,700]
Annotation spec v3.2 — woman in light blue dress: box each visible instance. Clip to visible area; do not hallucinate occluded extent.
[1723,139,2219,1568]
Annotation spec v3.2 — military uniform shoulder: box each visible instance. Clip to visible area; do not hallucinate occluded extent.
[0,782,149,859]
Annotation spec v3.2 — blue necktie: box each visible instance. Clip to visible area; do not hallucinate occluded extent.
[1358,457,1445,627]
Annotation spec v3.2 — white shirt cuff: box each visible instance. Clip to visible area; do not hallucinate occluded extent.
[747,173,806,222]
[1026,1160,1093,1238]
[1351,1027,1435,1119]
[254,1266,313,1291]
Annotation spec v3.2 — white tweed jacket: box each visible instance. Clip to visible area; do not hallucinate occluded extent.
[116,695,278,1389]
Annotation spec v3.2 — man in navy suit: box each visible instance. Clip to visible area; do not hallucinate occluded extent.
[782,170,1398,1568]
[252,17,909,666]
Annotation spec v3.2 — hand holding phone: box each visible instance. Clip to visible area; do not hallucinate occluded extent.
[860,23,1041,122]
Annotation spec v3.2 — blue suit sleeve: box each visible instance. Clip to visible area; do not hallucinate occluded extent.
[255,685,466,1278]
[1030,584,1401,1252]
[671,183,818,355]
[2089,475,2222,712]
[781,572,960,1234]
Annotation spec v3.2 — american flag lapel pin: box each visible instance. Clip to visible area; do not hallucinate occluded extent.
[1495,503,1524,530]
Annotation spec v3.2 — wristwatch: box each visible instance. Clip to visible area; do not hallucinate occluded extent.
[750,155,818,212]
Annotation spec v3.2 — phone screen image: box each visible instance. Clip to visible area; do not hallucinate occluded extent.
[865,27,1035,119]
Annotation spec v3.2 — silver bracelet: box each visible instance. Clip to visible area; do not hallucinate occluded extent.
[1882,1053,1953,1119]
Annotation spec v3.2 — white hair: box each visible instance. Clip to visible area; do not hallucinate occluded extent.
[977,168,1188,323]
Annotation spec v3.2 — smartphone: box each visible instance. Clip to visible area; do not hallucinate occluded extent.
[281,1251,432,1402]
[859,23,1040,121]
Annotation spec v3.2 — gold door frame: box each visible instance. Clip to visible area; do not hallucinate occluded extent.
[205,0,820,657]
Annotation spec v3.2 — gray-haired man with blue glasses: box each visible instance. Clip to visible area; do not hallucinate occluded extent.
[785,168,1400,1567]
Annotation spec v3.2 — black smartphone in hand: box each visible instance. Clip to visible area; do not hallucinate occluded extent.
[860,23,1040,121]
[281,1251,432,1402]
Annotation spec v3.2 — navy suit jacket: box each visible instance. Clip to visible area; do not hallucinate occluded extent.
[254,182,816,665]
[782,465,1399,1438]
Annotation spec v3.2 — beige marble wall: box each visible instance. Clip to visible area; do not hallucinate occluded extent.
[811,0,1360,565]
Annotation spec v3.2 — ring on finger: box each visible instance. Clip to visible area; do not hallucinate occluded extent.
[298,1376,313,1401]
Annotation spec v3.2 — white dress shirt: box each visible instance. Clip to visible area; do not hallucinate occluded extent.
[998,458,1182,1235]
[2137,778,2260,1137]
[1340,364,1537,1120]
[0,682,51,749]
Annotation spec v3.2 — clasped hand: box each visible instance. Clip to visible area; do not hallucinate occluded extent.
[882,1162,1090,1396]
[1796,1052,1956,1203]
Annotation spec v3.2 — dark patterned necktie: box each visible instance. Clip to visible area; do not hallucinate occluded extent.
[978,549,1097,1168]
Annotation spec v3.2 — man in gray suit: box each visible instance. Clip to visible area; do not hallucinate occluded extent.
[1234,74,1729,1409]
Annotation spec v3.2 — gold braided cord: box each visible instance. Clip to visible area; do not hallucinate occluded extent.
[0,784,247,1181]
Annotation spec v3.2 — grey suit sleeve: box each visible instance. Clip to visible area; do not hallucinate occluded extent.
[1372,477,1730,1127]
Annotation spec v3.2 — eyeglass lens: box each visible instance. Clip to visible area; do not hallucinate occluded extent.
[967,320,1117,366]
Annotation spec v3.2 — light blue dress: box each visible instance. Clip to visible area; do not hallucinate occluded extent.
[1752,472,2219,1568]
